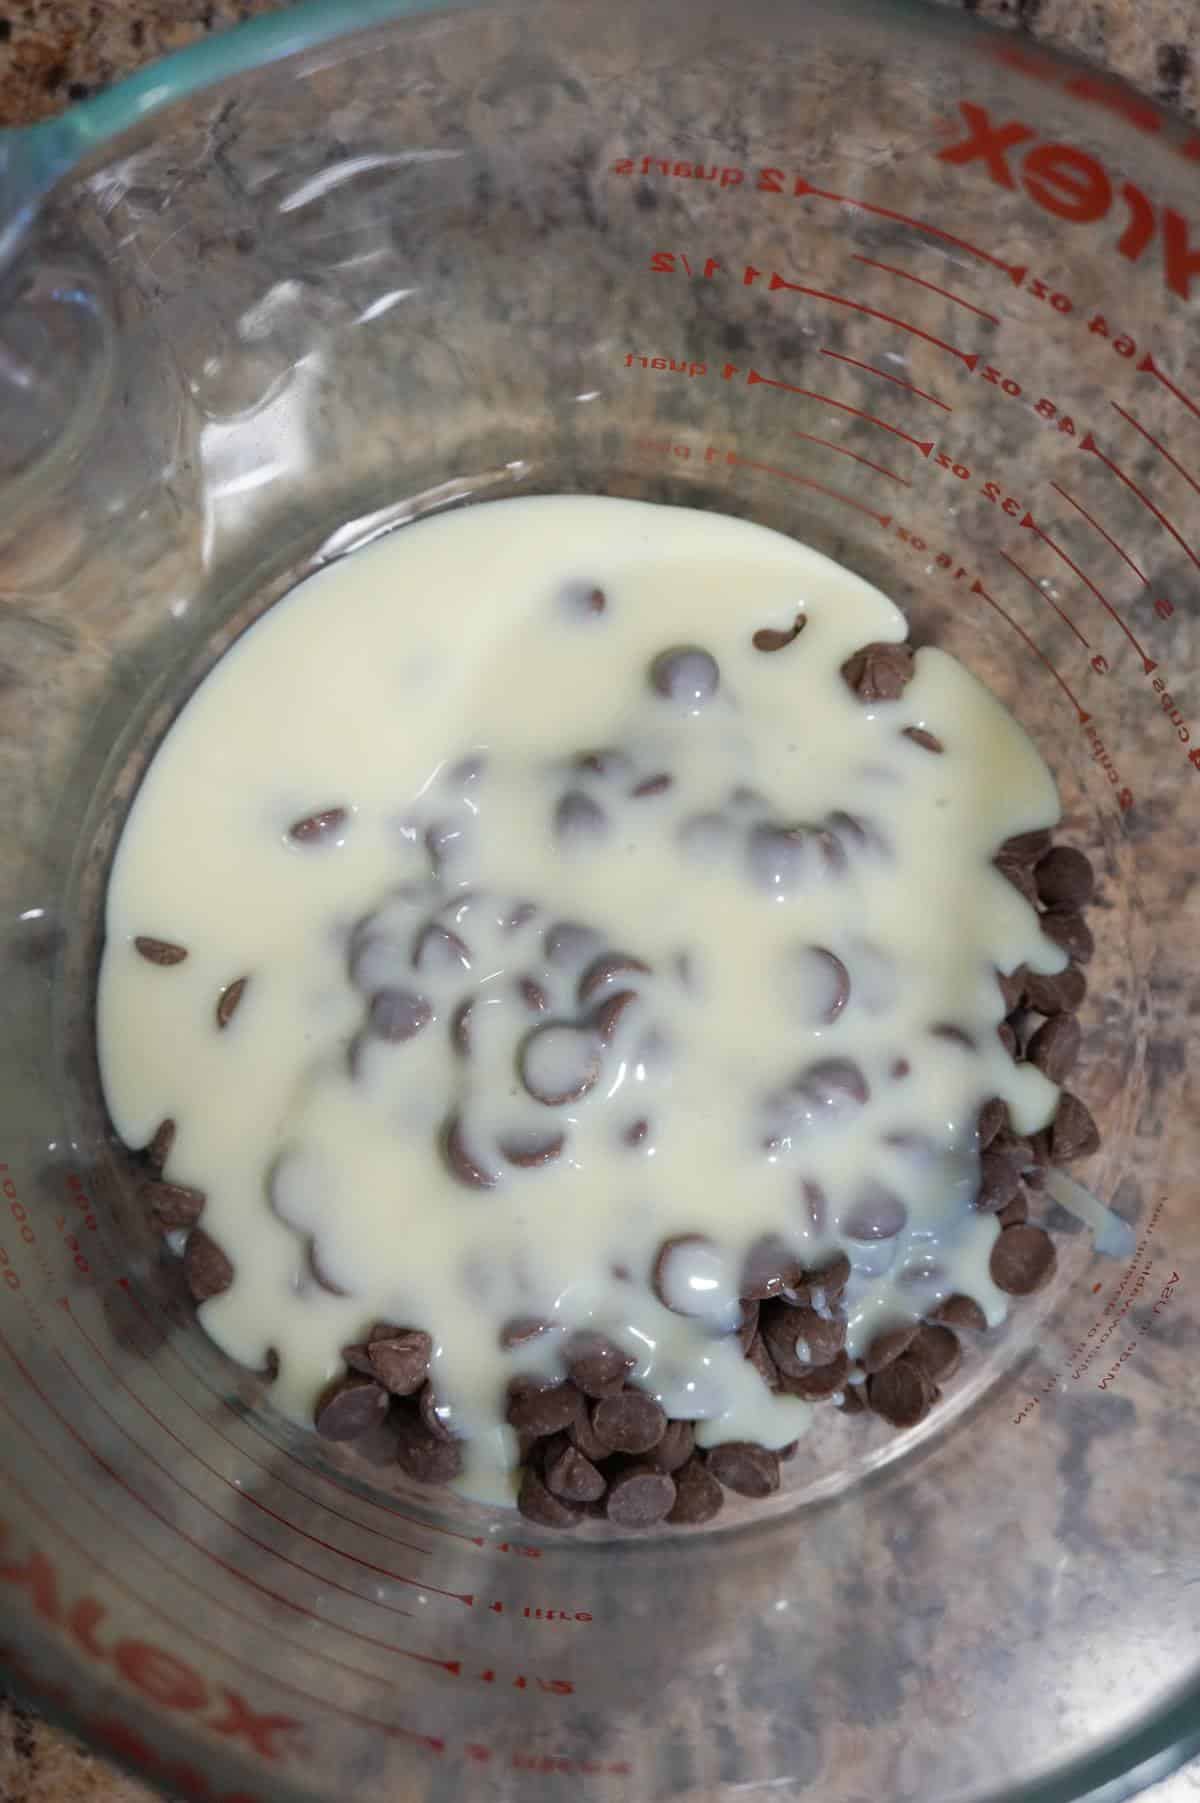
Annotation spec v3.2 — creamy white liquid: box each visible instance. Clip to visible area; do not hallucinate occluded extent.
[98,496,1067,1502]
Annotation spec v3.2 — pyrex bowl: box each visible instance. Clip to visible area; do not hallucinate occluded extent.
[1,3,1198,1800]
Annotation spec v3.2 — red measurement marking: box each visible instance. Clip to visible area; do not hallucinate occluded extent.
[746,368,934,454]
[63,1298,439,1592]
[851,255,1000,324]
[819,347,952,412]
[1111,402,1200,503]
[970,579,1090,724]
[1021,510,1157,672]
[1137,350,1200,425]
[56,1342,470,1614]
[1049,481,1148,586]
[1081,432,1200,580]
[789,428,910,486]
[113,1278,484,1551]
[0,1439,445,1757]
[727,450,892,526]
[996,549,1091,648]
[765,272,979,369]
[792,178,1025,282]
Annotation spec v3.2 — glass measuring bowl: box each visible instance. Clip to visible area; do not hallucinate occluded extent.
[1,1,1198,1798]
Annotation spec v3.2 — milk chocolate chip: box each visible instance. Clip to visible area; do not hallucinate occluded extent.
[183,1228,233,1300]
[443,1115,501,1190]
[394,1411,463,1485]
[841,641,914,701]
[518,1467,586,1528]
[566,1333,635,1398]
[667,1457,725,1524]
[1041,910,1094,965]
[368,1331,432,1395]
[707,1441,781,1498]
[146,1118,176,1171]
[905,1323,961,1384]
[606,1466,677,1527]
[1027,1013,1081,1082]
[1035,846,1095,909]
[544,1439,607,1504]
[144,1180,205,1229]
[649,646,720,707]
[863,1322,919,1374]
[591,1390,667,1455]
[903,726,944,753]
[867,1358,937,1427]
[315,1374,388,1441]
[507,1379,584,1437]
[135,936,188,966]
[1024,965,1086,1015]
[929,1293,987,1333]
[289,807,347,844]
[369,987,433,1042]
[1049,1092,1100,1161]
[752,614,806,652]
[990,1223,1057,1295]
[519,1024,602,1105]
[216,976,248,1029]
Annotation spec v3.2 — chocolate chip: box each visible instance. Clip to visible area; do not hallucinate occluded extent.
[632,772,673,798]
[1049,1091,1100,1161]
[737,1298,760,1354]
[990,1223,1057,1295]
[646,1419,695,1473]
[555,790,609,847]
[606,1466,677,1527]
[499,1316,556,1350]
[838,1382,868,1414]
[145,1118,176,1171]
[976,1146,1023,1213]
[566,1333,635,1398]
[1041,909,1094,965]
[394,1410,463,1484]
[370,987,433,1042]
[777,1351,850,1399]
[995,852,1039,905]
[706,1441,780,1497]
[183,1228,233,1300]
[592,1389,667,1454]
[1024,964,1086,1015]
[418,1381,454,1442]
[931,1023,975,1050]
[997,1190,1029,1228]
[863,1322,919,1373]
[794,1057,870,1113]
[978,1097,1008,1148]
[867,1358,937,1427]
[144,1180,206,1229]
[997,1022,1018,1057]
[791,945,850,1025]
[806,1251,851,1301]
[578,951,651,1005]
[544,920,603,966]
[315,1374,388,1440]
[135,936,188,966]
[424,818,468,872]
[215,976,248,1029]
[623,1117,650,1147]
[906,1323,961,1383]
[289,807,347,844]
[841,640,914,701]
[450,998,473,1056]
[998,967,1026,1013]
[518,976,548,1013]
[1035,846,1095,908]
[929,1293,987,1332]
[752,614,806,652]
[442,1115,500,1189]
[1027,1013,1081,1082]
[544,1439,607,1502]
[561,582,607,621]
[1003,828,1053,863]
[519,1023,602,1105]
[762,1303,845,1376]
[569,1408,614,1463]
[507,1379,584,1436]
[518,1466,586,1526]
[592,989,639,1043]
[667,1457,725,1524]
[368,1331,432,1395]
[903,726,943,753]
[499,1128,566,1168]
[740,1235,806,1301]
[746,1332,781,1391]
[652,1234,725,1316]
[842,1182,907,1241]
[412,923,471,976]
[649,645,720,707]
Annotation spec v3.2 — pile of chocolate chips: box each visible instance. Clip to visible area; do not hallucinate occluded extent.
[130,635,1102,1530]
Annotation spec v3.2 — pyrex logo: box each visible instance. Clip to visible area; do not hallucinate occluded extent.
[938,103,1200,301]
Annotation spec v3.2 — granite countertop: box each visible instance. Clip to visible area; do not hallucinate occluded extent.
[2,2,1200,1801]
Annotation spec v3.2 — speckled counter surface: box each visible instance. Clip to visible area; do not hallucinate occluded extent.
[2,2,1200,1801]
